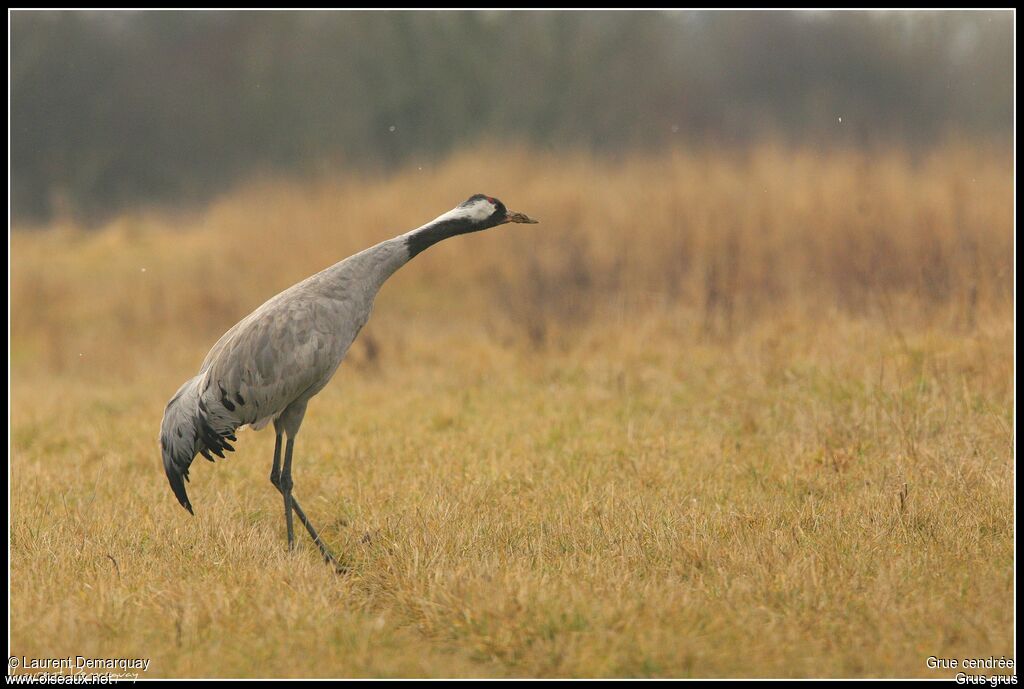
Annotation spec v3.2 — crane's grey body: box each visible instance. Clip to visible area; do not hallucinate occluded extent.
[160,194,537,568]
[203,238,405,422]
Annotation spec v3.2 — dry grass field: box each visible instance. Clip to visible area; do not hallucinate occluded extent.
[9,143,1014,678]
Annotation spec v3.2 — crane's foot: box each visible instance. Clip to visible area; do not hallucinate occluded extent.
[281,491,348,574]
[295,502,347,574]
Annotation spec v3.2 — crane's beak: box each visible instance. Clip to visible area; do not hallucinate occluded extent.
[505,210,539,224]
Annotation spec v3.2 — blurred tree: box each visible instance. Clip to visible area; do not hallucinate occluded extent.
[10,10,1013,223]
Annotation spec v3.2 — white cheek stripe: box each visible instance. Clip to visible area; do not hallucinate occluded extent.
[402,200,493,237]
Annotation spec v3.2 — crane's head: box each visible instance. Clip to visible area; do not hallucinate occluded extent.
[456,193,539,228]
[406,193,539,258]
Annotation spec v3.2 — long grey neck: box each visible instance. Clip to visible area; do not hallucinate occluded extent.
[403,214,488,259]
[316,211,493,300]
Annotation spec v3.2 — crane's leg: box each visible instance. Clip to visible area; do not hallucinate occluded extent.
[280,435,297,548]
[270,425,344,572]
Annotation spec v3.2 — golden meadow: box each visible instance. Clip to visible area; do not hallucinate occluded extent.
[10,143,1014,677]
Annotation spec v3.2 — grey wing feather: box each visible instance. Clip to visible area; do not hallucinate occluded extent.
[202,292,357,426]
[160,376,203,513]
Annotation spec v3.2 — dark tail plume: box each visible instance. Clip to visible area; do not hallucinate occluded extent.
[159,377,202,514]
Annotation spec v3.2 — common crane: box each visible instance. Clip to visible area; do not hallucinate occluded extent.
[160,194,538,569]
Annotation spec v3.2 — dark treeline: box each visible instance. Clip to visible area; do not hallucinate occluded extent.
[11,10,1013,223]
